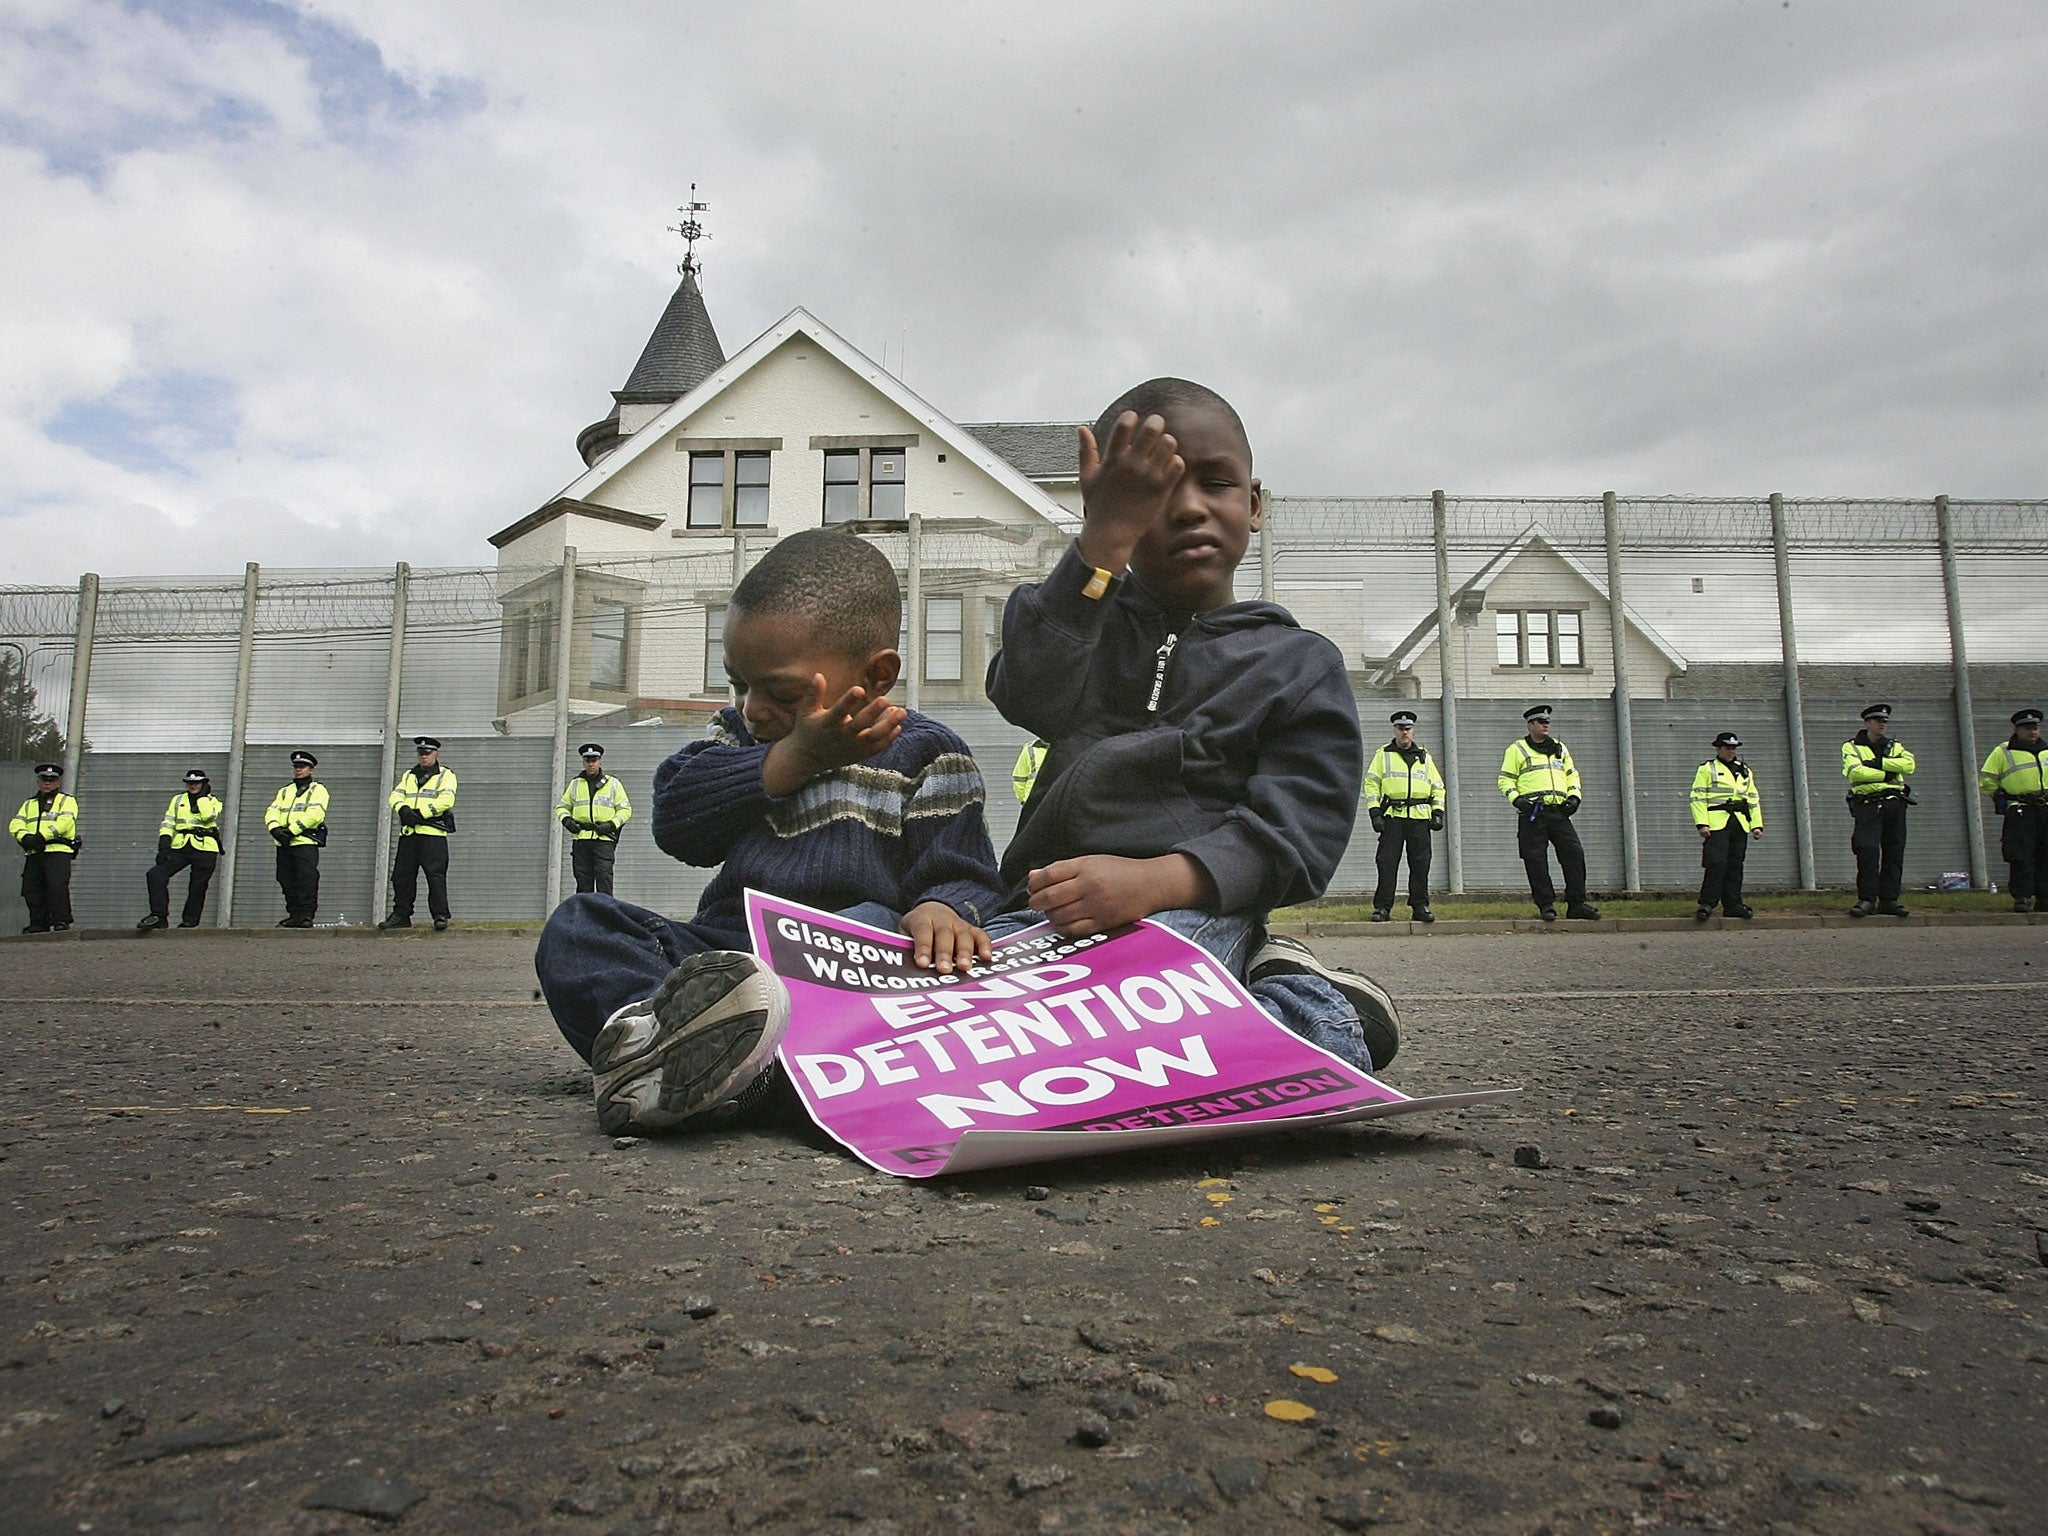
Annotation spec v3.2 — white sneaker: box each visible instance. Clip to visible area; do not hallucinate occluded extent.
[590,952,790,1135]
[1247,934,1401,1069]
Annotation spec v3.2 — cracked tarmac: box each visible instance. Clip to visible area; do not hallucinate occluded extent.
[1,925,2043,1534]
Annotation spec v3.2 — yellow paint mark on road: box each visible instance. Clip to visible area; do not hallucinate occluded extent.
[1264,1399,1316,1422]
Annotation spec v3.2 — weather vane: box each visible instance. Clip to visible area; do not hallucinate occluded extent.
[670,185,710,277]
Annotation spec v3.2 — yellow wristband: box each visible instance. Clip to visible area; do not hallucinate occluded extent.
[1081,565,1113,600]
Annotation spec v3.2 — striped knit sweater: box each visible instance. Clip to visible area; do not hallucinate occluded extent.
[653,707,1004,941]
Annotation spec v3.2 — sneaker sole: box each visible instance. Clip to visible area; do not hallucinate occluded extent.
[1252,941,1400,1071]
[591,953,789,1135]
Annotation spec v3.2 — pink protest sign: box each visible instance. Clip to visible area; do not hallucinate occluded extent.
[744,891,1514,1179]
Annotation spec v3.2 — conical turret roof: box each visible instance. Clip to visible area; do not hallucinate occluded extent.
[577,266,728,465]
[617,268,725,401]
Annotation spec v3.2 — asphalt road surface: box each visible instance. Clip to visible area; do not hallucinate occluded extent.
[2,925,2043,1535]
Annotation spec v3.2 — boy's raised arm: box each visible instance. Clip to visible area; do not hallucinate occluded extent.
[1074,412,1182,577]
[652,720,777,867]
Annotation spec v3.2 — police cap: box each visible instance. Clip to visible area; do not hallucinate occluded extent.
[1523,704,1553,723]
[1389,711,1417,728]
[413,736,441,752]
[290,750,317,768]
[33,762,60,779]
[577,743,604,760]
[1860,703,1892,722]
[183,768,210,785]
[1713,731,1741,748]
[2012,708,2043,728]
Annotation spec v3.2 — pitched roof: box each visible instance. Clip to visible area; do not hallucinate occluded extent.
[958,422,1084,479]
[544,308,1078,532]
[617,269,726,401]
[1372,522,1687,683]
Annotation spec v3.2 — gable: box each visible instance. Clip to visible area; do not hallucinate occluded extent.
[551,310,1076,533]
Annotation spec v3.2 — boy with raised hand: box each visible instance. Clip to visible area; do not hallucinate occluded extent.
[985,378,1399,1072]
[535,529,1003,1135]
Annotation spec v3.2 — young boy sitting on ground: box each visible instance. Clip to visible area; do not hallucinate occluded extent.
[536,529,1004,1135]
[985,378,1399,1071]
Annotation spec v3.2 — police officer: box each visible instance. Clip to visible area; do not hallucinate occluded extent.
[139,768,223,930]
[1690,731,1762,921]
[381,736,457,930]
[1979,707,2047,913]
[264,750,329,927]
[1012,738,1048,804]
[1365,710,1445,923]
[558,742,632,895]
[1498,704,1600,921]
[10,762,78,932]
[1843,703,1914,918]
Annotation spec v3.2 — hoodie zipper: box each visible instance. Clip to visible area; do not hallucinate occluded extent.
[1147,632,1179,713]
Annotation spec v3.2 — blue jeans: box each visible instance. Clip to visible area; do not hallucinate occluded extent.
[983,907,1374,1072]
[535,894,902,1065]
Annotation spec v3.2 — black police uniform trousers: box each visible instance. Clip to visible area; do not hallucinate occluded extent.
[2000,800,2048,904]
[147,846,218,925]
[1517,803,1588,910]
[275,843,320,921]
[1697,820,1751,912]
[22,850,74,929]
[1849,794,1908,903]
[1373,813,1433,911]
[570,837,618,896]
[390,833,450,922]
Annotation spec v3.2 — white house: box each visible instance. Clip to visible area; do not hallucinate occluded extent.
[1368,523,1687,699]
[488,269,1084,734]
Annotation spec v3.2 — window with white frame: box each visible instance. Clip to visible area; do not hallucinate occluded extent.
[924,596,962,682]
[590,600,629,691]
[687,450,773,531]
[821,446,909,524]
[1494,608,1584,668]
[984,596,1004,666]
[521,600,555,696]
[704,605,727,694]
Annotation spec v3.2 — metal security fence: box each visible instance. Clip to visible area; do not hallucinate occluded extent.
[3,493,2043,932]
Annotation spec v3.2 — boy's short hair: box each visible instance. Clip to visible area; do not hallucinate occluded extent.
[1092,377,1252,471]
[730,528,901,658]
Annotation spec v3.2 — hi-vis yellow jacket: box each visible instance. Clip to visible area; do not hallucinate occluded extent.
[1365,744,1445,819]
[1689,758,1762,832]
[389,766,457,836]
[10,792,78,854]
[1842,735,1914,799]
[160,792,223,851]
[557,773,632,840]
[1980,739,2048,800]
[264,780,330,847]
[1498,736,1581,805]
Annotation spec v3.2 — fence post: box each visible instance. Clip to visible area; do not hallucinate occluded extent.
[1260,489,1275,603]
[1432,491,1462,894]
[1935,495,1987,887]
[905,514,923,713]
[63,574,98,797]
[217,562,260,926]
[1602,493,1641,892]
[547,547,578,913]
[372,563,410,920]
[1768,495,1816,889]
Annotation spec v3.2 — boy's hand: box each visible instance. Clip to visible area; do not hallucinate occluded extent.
[1076,411,1182,576]
[1025,853,1212,937]
[901,901,993,974]
[762,676,904,796]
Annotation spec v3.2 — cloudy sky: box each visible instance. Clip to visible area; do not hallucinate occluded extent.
[2,0,2044,584]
